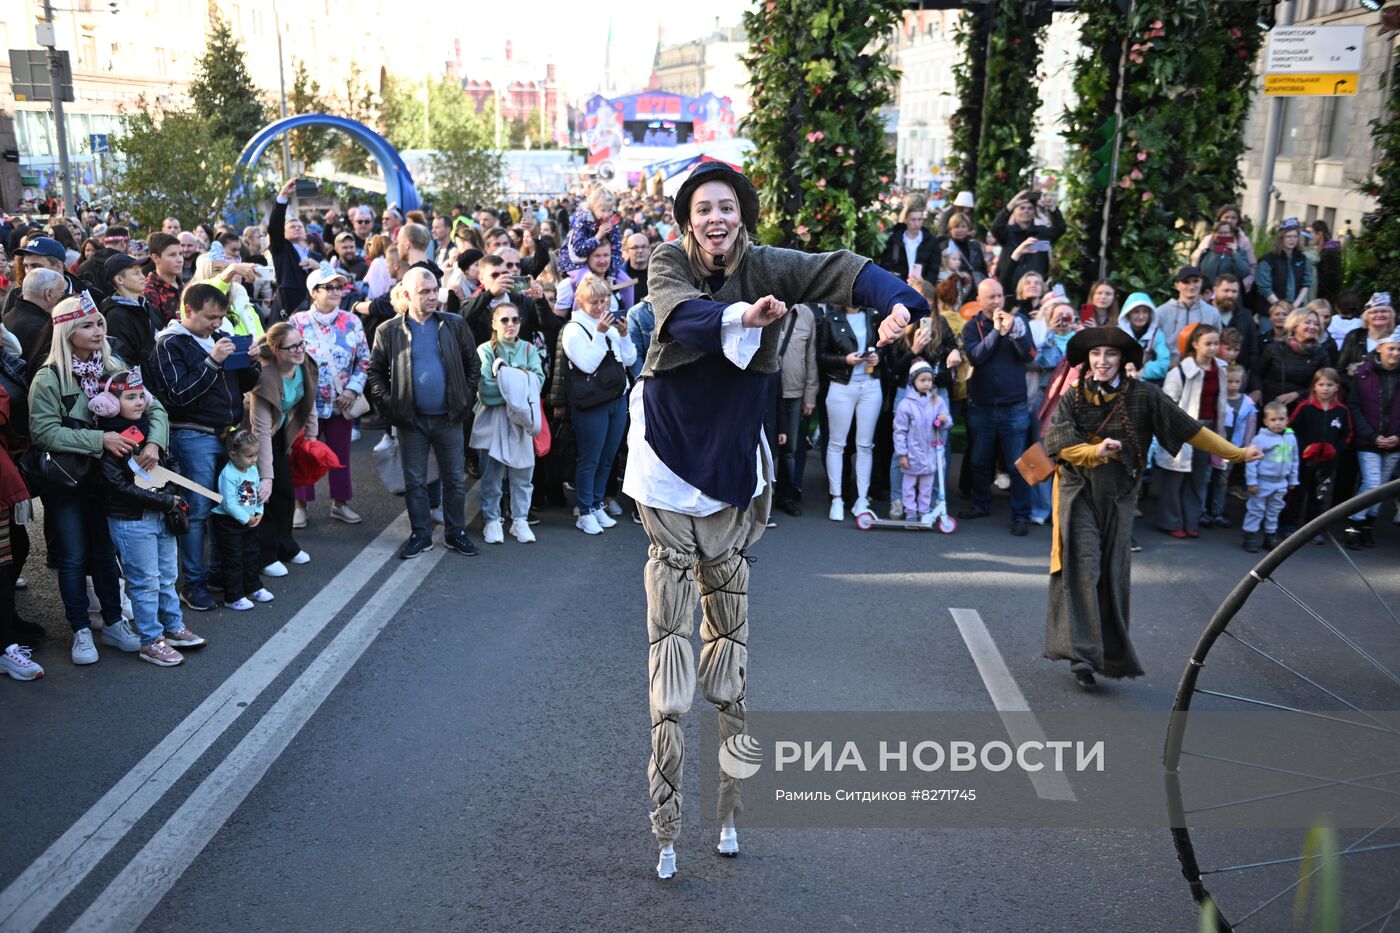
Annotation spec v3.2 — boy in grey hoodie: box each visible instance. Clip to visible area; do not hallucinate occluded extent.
[1243,401,1300,551]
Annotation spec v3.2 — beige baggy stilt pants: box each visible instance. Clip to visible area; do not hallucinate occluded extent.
[638,481,771,847]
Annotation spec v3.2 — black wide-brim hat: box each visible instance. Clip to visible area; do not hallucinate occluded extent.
[674,162,760,235]
[1066,326,1144,372]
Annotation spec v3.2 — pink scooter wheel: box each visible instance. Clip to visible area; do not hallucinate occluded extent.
[855,511,876,531]
[938,515,957,534]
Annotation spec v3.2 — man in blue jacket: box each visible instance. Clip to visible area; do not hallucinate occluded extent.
[960,278,1036,535]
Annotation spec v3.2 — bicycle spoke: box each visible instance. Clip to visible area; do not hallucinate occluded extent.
[1192,689,1397,735]
[1328,530,1400,631]
[1220,630,1396,734]
[1265,578,1400,688]
[1362,891,1400,933]
[1219,812,1400,926]
[1180,753,1400,813]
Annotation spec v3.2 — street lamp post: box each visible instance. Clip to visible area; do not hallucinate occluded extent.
[272,0,292,177]
[40,0,75,215]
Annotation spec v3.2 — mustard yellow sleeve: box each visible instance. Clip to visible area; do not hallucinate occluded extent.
[1189,427,1248,463]
[1058,443,1109,468]
[209,278,231,295]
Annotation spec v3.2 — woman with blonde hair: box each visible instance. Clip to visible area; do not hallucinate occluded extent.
[363,234,396,300]
[559,185,624,280]
[31,296,167,664]
[243,320,319,577]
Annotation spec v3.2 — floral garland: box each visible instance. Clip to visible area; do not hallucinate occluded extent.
[741,0,902,255]
[947,7,989,201]
[1351,7,1400,296]
[971,1,1049,231]
[1059,0,1262,293]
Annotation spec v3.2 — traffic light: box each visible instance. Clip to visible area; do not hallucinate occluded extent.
[1090,115,1120,190]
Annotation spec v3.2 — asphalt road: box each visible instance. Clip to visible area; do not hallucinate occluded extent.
[4,437,1398,932]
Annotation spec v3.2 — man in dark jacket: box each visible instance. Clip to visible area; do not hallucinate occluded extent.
[101,253,164,368]
[268,177,322,315]
[366,266,480,560]
[5,268,66,375]
[960,278,1036,534]
[150,283,262,611]
[4,236,78,315]
[990,189,1065,299]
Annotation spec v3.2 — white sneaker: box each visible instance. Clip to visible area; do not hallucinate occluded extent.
[828,499,844,522]
[717,825,739,857]
[100,618,141,652]
[224,598,254,611]
[71,628,98,665]
[330,502,362,524]
[852,497,870,516]
[510,518,536,543]
[2,644,43,681]
[430,507,444,526]
[994,472,1012,490]
[919,510,937,527]
[290,550,310,565]
[373,433,394,453]
[292,503,308,528]
[576,512,604,535]
[483,519,504,544]
[604,499,623,517]
[350,427,362,442]
[889,500,904,520]
[14,576,26,590]
[592,507,617,529]
[656,844,676,880]
[250,588,275,603]
[262,561,289,578]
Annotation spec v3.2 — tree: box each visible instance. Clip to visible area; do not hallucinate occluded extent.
[109,97,243,231]
[1350,10,1400,296]
[330,65,379,175]
[742,0,903,255]
[379,76,485,151]
[427,119,504,208]
[187,11,268,152]
[288,59,334,167]
[1058,1,1262,292]
[947,8,989,200]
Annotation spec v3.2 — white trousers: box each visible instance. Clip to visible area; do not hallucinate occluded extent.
[825,377,882,499]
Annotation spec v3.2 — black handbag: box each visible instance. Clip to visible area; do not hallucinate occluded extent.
[19,428,96,498]
[565,323,628,411]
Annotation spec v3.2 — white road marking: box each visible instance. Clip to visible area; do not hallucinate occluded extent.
[70,538,452,932]
[0,514,410,932]
[947,608,1077,802]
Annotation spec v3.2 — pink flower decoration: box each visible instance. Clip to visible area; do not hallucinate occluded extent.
[1136,151,1148,162]
[1142,191,1153,202]
[1130,167,1143,180]
[1151,19,1163,28]
[805,131,825,143]
[816,178,827,189]
[796,225,810,236]
[835,146,845,155]
[1120,177,1135,190]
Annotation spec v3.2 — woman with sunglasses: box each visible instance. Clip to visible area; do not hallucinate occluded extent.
[289,265,369,528]
[245,321,319,577]
[472,302,545,544]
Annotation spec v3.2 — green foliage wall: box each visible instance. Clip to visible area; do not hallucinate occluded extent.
[741,0,903,254]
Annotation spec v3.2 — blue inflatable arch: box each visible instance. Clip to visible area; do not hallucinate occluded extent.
[222,114,421,226]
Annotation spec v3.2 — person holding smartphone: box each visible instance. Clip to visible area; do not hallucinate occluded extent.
[1194,219,1252,286]
[991,188,1065,300]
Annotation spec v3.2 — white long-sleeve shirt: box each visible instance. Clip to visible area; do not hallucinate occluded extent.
[623,302,769,517]
[561,310,638,374]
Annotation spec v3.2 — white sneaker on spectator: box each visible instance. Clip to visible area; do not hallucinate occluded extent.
[350,426,361,442]
[994,472,1012,490]
[224,598,254,611]
[604,499,623,517]
[593,507,618,529]
[100,618,140,652]
[71,628,98,665]
[889,500,904,520]
[828,499,844,522]
[430,508,444,526]
[576,512,604,535]
[262,561,289,578]
[330,502,362,524]
[483,519,504,544]
[853,497,870,516]
[2,644,43,680]
[250,588,275,603]
[14,576,26,589]
[373,433,394,453]
[510,519,536,543]
[290,550,310,565]
[292,503,308,528]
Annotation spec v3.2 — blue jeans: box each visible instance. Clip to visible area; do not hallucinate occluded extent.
[573,395,628,513]
[169,429,223,590]
[1352,450,1400,520]
[107,513,182,644]
[46,490,123,632]
[479,455,534,524]
[400,415,466,538]
[967,401,1031,523]
[777,396,808,503]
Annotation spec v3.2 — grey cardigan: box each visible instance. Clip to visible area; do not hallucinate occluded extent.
[642,241,868,377]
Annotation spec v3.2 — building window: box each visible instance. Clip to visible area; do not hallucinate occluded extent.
[1276,98,1297,157]
[80,35,97,70]
[1324,93,1355,160]
[154,47,166,77]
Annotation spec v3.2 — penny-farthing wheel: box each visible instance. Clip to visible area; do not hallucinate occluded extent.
[1164,477,1400,931]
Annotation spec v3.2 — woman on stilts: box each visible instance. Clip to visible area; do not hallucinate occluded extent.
[1041,327,1262,689]
[630,162,926,878]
